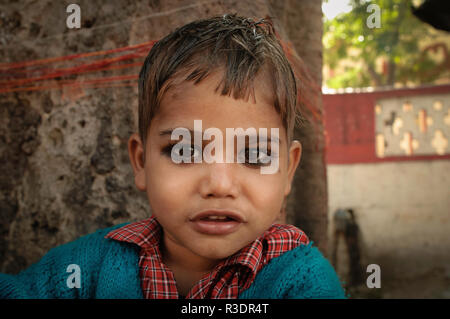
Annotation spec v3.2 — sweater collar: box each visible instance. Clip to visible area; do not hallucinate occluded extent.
[105,216,309,286]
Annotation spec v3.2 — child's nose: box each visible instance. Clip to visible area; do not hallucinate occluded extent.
[198,163,240,199]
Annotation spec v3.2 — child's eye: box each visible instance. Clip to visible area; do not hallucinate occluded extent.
[239,148,273,166]
[162,143,202,163]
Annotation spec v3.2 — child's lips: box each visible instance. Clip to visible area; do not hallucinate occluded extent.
[190,218,242,235]
[189,210,245,235]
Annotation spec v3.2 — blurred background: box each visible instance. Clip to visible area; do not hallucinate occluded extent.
[0,0,448,298]
[322,0,449,298]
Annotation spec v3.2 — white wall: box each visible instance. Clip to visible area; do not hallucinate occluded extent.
[327,160,450,297]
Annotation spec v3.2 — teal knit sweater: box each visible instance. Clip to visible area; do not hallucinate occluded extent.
[0,223,347,299]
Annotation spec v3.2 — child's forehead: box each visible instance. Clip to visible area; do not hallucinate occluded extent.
[160,70,275,114]
[152,80,285,145]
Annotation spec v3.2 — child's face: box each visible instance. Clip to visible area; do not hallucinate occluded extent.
[129,71,301,264]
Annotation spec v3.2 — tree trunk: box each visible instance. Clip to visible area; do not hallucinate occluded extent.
[368,63,383,87]
[387,60,397,86]
[269,0,328,254]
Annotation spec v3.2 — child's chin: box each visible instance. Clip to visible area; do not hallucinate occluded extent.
[195,243,244,260]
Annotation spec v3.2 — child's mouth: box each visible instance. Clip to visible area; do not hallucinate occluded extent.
[189,211,244,235]
[200,216,235,221]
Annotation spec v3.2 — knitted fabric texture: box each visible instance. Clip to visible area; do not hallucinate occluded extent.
[238,242,346,299]
[0,224,347,299]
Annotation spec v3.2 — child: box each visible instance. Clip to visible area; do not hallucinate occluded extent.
[0,14,346,299]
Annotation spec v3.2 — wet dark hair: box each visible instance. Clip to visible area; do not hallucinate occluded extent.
[138,13,298,150]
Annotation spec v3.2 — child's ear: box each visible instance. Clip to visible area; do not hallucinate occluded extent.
[284,140,302,196]
[128,133,147,191]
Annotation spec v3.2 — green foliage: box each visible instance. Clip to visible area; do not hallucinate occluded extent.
[323,0,448,88]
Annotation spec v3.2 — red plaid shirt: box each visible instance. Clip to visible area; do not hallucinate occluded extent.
[105,216,309,299]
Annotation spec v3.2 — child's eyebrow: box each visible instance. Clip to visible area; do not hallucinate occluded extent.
[159,128,196,137]
[159,128,281,144]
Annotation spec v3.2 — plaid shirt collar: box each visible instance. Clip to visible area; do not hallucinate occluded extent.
[106,216,161,251]
[105,216,309,298]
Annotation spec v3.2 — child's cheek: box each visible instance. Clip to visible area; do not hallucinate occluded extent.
[146,166,186,210]
[248,173,285,207]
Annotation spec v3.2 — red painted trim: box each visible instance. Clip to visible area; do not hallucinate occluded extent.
[323,84,450,164]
